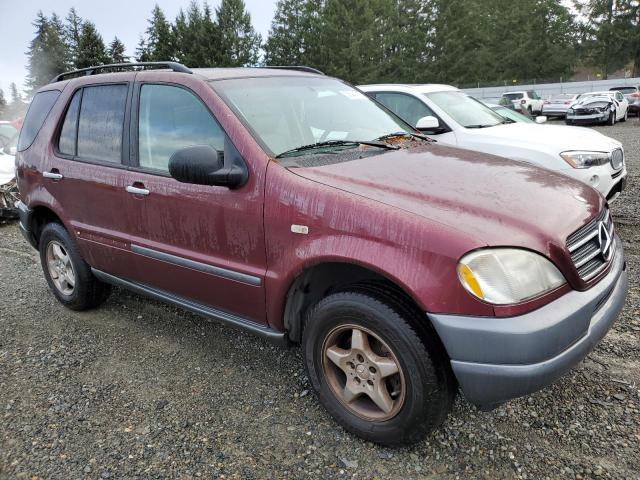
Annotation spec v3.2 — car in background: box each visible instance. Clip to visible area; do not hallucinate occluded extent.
[486,103,547,124]
[542,94,580,118]
[566,91,628,126]
[499,90,544,115]
[0,121,19,148]
[0,132,19,219]
[610,86,640,116]
[360,83,627,200]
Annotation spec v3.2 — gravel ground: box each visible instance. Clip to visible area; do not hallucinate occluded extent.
[1,120,639,480]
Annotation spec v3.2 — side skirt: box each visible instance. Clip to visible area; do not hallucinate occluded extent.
[91,268,288,347]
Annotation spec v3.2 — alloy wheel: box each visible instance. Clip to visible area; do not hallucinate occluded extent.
[321,324,406,421]
[46,241,76,296]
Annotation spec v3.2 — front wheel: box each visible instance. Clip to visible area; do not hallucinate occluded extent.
[608,110,616,125]
[303,291,456,446]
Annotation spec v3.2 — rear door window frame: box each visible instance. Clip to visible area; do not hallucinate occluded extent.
[53,81,133,169]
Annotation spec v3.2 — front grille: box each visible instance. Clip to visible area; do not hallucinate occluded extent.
[567,208,615,281]
[610,148,624,170]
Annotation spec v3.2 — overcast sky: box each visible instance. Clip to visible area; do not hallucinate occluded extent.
[0,0,278,97]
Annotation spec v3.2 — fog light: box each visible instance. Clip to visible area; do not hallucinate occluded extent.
[589,174,600,186]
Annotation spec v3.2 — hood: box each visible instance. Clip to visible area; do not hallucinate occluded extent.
[0,154,16,185]
[571,96,613,108]
[292,143,604,250]
[466,122,621,152]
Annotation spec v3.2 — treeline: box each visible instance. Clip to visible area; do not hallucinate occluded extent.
[15,0,640,100]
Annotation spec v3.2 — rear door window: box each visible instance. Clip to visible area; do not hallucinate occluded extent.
[17,90,61,151]
[77,84,128,164]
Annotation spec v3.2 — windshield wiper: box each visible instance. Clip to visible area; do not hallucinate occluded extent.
[375,131,433,142]
[276,139,399,158]
[465,123,500,129]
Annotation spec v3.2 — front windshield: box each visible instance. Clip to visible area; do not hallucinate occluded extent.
[425,91,505,128]
[211,76,410,156]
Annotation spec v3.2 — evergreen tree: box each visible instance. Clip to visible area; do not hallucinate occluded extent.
[76,21,109,68]
[264,0,310,65]
[108,37,128,64]
[135,36,151,62]
[0,89,6,119]
[145,5,176,61]
[6,83,26,119]
[574,0,629,79]
[25,11,71,93]
[64,8,83,68]
[216,0,262,67]
[173,2,209,67]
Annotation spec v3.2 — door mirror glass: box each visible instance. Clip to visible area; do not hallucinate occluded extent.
[416,115,440,130]
[169,145,224,185]
[535,116,548,124]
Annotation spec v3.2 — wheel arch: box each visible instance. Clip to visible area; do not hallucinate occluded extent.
[282,261,433,345]
[28,204,65,247]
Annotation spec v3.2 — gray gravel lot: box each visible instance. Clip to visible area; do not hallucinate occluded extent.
[1,119,639,480]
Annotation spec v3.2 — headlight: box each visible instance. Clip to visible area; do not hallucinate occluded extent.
[560,151,610,168]
[457,248,565,305]
[567,108,574,114]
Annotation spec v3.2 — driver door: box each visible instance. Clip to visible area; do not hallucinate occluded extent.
[121,81,268,324]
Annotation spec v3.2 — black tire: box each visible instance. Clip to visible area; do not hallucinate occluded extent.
[620,109,627,122]
[303,291,456,446]
[39,222,111,310]
[527,105,533,116]
[608,110,616,125]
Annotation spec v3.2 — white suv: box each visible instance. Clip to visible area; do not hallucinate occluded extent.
[359,84,627,201]
[500,90,544,115]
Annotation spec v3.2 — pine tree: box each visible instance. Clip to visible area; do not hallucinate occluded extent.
[108,37,128,64]
[264,0,309,65]
[76,21,109,68]
[145,5,176,61]
[64,8,83,68]
[0,89,6,119]
[216,0,262,67]
[26,11,71,93]
[173,2,209,67]
[6,83,26,119]
[135,36,151,62]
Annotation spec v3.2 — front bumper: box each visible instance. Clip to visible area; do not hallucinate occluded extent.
[566,112,609,124]
[561,164,627,201]
[429,237,627,410]
[542,108,568,117]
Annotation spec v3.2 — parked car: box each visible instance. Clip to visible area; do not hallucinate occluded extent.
[16,63,628,446]
[0,132,19,219]
[360,84,627,201]
[486,103,547,124]
[609,86,640,116]
[499,90,544,114]
[542,94,580,118]
[566,91,629,126]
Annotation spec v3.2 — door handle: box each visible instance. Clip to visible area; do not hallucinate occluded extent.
[43,171,63,180]
[126,185,150,196]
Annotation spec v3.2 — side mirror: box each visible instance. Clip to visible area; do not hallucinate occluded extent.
[535,116,548,124]
[415,115,440,130]
[168,145,246,188]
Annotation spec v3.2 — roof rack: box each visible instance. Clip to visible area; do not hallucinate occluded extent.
[50,62,193,83]
[262,66,324,75]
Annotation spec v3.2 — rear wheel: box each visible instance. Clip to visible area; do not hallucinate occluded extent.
[39,223,111,310]
[303,291,455,446]
[621,109,628,122]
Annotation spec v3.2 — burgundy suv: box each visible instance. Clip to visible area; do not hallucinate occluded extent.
[15,63,628,446]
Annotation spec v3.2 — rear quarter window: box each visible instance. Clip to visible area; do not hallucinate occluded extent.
[17,90,61,151]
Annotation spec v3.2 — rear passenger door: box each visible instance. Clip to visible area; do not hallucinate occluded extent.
[121,81,268,324]
[46,80,139,278]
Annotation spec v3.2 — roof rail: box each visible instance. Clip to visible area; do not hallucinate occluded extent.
[262,66,324,75]
[50,62,193,83]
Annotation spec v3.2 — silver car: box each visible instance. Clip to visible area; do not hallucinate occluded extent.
[542,94,579,118]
